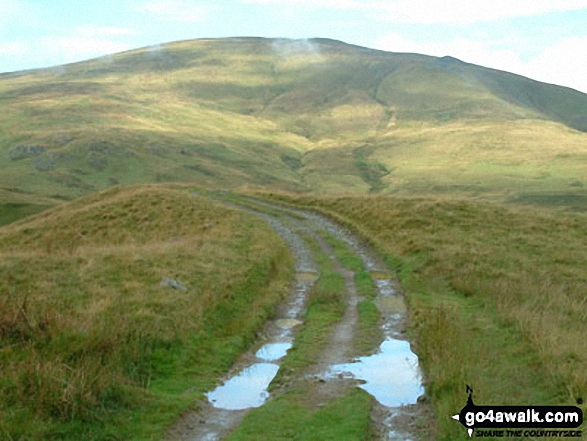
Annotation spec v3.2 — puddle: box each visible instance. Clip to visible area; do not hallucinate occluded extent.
[330,338,424,407]
[206,363,280,410]
[375,279,395,296]
[203,270,312,413]
[325,272,424,410]
[255,342,292,361]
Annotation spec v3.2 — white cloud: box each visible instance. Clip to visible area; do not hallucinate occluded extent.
[242,0,587,24]
[27,25,136,67]
[0,0,18,15]
[139,1,212,22]
[375,34,587,94]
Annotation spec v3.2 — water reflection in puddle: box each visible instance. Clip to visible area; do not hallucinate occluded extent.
[206,363,280,410]
[375,278,395,296]
[256,342,292,361]
[330,338,424,407]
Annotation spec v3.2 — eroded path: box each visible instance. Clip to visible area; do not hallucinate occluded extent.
[166,195,431,440]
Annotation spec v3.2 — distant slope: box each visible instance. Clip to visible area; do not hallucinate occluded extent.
[1,37,586,203]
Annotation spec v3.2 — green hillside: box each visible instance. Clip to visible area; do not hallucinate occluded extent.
[1,37,586,206]
[0,185,293,439]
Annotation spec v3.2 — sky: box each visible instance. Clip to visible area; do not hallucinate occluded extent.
[1,0,586,93]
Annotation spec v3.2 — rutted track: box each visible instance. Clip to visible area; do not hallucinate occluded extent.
[166,195,431,440]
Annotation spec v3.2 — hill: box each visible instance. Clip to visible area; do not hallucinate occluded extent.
[0,184,293,439]
[1,37,586,207]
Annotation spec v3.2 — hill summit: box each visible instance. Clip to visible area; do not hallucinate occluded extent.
[1,37,586,201]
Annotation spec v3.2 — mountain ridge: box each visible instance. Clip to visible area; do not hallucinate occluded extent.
[1,37,586,204]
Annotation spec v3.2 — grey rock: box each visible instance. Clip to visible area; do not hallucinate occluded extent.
[160,278,188,291]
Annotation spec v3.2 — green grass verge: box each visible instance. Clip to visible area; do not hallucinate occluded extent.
[228,388,374,441]
[261,192,587,440]
[270,234,345,387]
[319,233,382,354]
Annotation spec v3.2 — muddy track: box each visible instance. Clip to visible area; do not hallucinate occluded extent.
[165,196,432,440]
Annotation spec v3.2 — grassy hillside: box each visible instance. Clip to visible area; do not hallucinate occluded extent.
[1,36,586,439]
[1,38,586,208]
[0,185,293,440]
[262,191,587,438]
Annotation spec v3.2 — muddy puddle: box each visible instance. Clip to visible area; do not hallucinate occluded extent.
[324,274,424,411]
[330,338,423,407]
[206,341,293,410]
[205,274,314,412]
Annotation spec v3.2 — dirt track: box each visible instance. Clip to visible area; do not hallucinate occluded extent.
[165,196,432,440]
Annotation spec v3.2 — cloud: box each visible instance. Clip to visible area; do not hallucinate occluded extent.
[138,1,212,22]
[375,34,587,94]
[375,34,523,69]
[271,38,323,61]
[242,0,587,24]
[243,0,363,8]
[0,0,19,16]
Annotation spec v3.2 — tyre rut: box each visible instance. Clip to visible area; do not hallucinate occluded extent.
[166,195,431,440]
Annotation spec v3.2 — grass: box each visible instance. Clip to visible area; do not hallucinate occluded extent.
[228,388,374,441]
[270,234,346,387]
[0,184,294,440]
[0,203,50,227]
[260,191,587,440]
[320,233,382,354]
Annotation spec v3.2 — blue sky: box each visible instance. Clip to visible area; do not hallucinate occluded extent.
[1,0,586,93]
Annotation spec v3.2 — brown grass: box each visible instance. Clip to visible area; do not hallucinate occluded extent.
[258,191,587,438]
[0,185,294,439]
